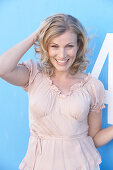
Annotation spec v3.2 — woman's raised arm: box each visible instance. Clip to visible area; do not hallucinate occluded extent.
[0,31,38,86]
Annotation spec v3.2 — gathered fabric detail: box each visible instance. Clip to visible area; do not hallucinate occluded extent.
[19,59,105,170]
[46,73,91,98]
[90,103,105,112]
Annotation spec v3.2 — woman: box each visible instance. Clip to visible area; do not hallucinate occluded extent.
[0,13,113,170]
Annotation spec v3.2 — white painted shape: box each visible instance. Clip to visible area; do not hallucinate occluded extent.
[91,33,113,124]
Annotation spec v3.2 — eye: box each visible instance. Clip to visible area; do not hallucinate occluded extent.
[51,45,58,48]
[66,44,74,48]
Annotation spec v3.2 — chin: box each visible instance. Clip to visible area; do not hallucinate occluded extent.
[54,66,70,72]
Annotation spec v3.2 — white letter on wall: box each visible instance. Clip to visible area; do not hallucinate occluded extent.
[91,33,113,124]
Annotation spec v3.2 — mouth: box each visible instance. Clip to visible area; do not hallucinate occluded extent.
[55,59,69,65]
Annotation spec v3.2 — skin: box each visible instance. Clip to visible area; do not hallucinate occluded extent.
[0,29,113,148]
[48,30,78,76]
[48,30,86,94]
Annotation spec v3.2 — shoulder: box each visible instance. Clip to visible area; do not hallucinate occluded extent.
[22,59,42,72]
[19,59,42,91]
[88,74,104,90]
[81,73,105,99]
[87,74,105,102]
[88,74,105,111]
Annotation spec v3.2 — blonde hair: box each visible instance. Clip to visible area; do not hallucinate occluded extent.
[34,13,89,76]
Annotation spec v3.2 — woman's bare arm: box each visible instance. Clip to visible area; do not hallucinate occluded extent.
[0,30,38,86]
[88,110,113,148]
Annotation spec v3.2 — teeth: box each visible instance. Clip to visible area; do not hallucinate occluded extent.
[56,59,68,63]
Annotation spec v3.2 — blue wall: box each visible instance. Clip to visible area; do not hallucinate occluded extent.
[0,0,113,169]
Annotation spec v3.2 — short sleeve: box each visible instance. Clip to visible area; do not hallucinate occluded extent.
[90,77,105,112]
[18,59,40,91]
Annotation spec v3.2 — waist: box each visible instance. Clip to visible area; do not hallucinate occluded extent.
[30,130,87,140]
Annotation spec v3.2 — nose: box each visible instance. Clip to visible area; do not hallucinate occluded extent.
[59,48,66,59]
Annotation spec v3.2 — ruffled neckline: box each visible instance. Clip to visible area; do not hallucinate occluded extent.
[45,73,91,98]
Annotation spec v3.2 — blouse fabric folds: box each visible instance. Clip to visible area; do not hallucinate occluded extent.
[19,59,105,170]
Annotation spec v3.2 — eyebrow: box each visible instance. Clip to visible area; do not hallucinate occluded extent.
[49,42,75,45]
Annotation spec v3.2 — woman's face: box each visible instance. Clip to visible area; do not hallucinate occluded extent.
[48,30,78,74]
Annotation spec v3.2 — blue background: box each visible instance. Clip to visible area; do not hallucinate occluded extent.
[0,0,113,169]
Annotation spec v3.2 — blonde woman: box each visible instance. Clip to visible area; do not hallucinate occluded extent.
[0,13,113,170]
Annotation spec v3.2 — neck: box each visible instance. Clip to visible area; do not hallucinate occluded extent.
[53,70,82,81]
[53,70,71,80]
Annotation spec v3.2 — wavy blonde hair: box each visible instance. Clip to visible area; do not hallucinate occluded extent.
[34,13,89,76]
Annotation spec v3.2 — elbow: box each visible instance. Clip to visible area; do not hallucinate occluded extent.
[0,69,7,77]
[92,133,104,148]
[0,63,6,77]
[92,136,99,148]
[0,72,5,77]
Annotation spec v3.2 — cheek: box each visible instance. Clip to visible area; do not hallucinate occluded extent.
[48,49,56,58]
[48,51,56,63]
[69,49,77,58]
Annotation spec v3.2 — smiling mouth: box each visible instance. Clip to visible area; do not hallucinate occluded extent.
[55,59,69,65]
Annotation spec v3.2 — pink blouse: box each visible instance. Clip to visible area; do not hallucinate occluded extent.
[19,59,105,170]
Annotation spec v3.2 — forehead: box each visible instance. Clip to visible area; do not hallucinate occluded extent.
[49,30,78,44]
